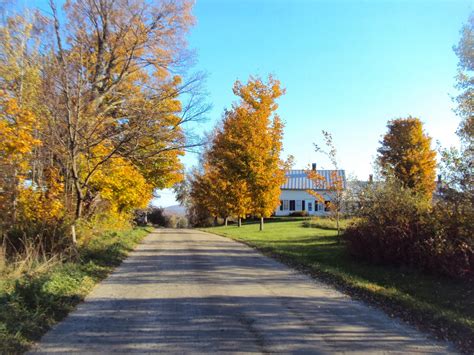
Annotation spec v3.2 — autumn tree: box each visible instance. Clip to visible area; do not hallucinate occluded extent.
[435,13,474,246]
[0,98,41,231]
[41,0,201,225]
[0,13,46,234]
[185,169,215,227]
[0,0,206,253]
[183,125,248,227]
[203,118,249,227]
[454,13,474,146]
[86,147,152,215]
[208,76,286,230]
[445,13,474,200]
[377,117,437,197]
[305,131,345,237]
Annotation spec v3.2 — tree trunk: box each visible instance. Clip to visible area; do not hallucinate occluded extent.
[71,181,83,245]
[214,216,218,226]
[0,234,5,269]
[72,161,84,220]
[75,188,83,220]
[71,224,77,244]
[224,217,228,227]
[259,217,264,231]
[11,168,18,228]
[238,217,242,227]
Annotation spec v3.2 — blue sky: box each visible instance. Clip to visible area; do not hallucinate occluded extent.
[11,0,474,206]
[153,0,473,207]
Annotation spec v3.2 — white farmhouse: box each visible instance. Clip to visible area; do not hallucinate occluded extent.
[275,163,346,216]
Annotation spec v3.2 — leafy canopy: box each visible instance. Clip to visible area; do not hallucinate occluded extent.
[378,117,437,197]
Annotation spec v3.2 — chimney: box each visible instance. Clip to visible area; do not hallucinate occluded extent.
[369,174,373,183]
[311,163,317,171]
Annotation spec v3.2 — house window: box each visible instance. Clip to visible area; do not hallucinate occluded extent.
[282,200,289,210]
[308,202,312,212]
[289,200,295,211]
[324,201,331,212]
[279,200,283,211]
[296,200,302,210]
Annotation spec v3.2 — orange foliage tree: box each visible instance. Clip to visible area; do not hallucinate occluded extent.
[0,1,206,252]
[206,76,287,230]
[0,97,41,229]
[186,127,251,227]
[43,0,197,222]
[377,117,437,197]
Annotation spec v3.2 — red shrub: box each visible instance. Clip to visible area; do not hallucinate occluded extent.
[345,180,473,280]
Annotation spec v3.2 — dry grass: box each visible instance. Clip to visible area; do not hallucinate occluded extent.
[0,227,151,354]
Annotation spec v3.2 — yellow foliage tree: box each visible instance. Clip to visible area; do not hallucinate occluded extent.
[378,117,437,197]
[208,76,286,230]
[17,168,64,224]
[0,97,41,228]
[0,98,39,170]
[121,76,186,189]
[85,146,152,215]
[43,0,197,221]
[0,2,203,254]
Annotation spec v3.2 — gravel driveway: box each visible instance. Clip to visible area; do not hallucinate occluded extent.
[30,228,455,354]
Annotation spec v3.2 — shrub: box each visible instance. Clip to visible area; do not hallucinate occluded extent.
[76,211,131,246]
[303,216,355,230]
[289,211,309,217]
[176,216,188,228]
[133,209,149,226]
[146,208,188,228]
[2,221,71,266]
[147,207,168,226]
[345,180,473,280]
[185,203,214,227]
[165,215,188,228]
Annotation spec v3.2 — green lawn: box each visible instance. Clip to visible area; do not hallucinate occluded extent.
[0,227,151,354]
[202,219,473,351]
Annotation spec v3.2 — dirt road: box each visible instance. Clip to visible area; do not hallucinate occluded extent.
[31,229,454,354]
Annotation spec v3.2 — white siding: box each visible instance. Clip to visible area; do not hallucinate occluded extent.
[275,190,332,216]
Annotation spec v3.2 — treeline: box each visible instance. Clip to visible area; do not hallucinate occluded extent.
[176,76,290,230]
[0,0,203,258]
[346,17,474,280]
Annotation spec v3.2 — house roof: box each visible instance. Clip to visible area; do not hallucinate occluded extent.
[281,169,346,190]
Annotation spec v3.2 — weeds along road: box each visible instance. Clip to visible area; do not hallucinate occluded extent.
[30,229,455,354]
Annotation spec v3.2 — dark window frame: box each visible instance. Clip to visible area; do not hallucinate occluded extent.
[289,200,296,211]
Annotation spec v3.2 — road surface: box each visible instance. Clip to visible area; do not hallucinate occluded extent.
[31,229,454,354]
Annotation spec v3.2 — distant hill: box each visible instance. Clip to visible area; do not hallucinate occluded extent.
[163,204,186,216]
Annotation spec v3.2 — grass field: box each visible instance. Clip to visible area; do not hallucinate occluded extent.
[0,227,151,354]
[202,218,473,352]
